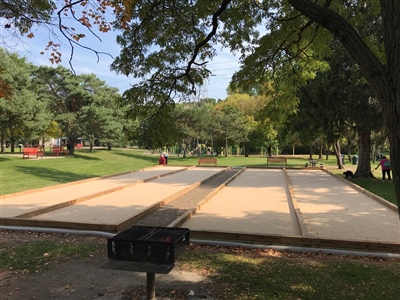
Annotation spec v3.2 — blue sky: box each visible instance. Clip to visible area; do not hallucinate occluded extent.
[6,21,240,101]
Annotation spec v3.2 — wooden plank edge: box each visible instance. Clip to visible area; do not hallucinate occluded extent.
[282,169,310,237]
[115,202,162,232]
[0,217,117,232]
[190,230,400,253]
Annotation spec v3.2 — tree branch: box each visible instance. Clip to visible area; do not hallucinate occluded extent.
[183,0,232,93]
[287,0,388,104]
[55,0,114,73]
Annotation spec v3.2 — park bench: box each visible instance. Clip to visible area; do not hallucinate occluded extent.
[22,147,43,159]
[267,156,287,167]
[198,157,217,166]
[308,159,318,167]
[52,146,68,156]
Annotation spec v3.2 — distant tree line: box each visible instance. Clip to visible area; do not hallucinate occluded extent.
[1,48,387,172]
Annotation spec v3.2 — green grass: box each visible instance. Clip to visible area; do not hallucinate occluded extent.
[1,238,399,299]
[0,240,102,272]
[0,148,397,205]
[170,154,309,168]
[354,179,396,203]
[179,247,400,300]
[0,148,156,195]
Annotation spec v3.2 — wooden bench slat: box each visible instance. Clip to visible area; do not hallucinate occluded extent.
[52,146,68,156]
[22,148,43,159]
[267,156,287,167]
[198,157,217,166]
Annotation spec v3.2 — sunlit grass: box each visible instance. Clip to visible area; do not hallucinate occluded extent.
[179,247,400,300]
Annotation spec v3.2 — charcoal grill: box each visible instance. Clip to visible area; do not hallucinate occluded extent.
[102,226,190,300]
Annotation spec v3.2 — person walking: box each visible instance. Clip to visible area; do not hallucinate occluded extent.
[374,156,391,182]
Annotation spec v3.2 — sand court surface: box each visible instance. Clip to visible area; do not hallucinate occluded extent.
[182,169,399,245]
[0,166,190,218]
[286,170,399,243]
[28,167,225,224]
[1,166,399,248]
[182,169,301,236]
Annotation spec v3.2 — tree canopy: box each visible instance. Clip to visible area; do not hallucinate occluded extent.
[0,50,124,153]
[1,0,400,214]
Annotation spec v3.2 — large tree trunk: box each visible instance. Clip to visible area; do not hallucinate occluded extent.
[0,125,4,153]
[381,2,400,220]
[324,142,329,160]
[386,102,400,216]
[333,139,344,169]
[224,135,228,157]
[355,128,373,178]
[182,143,187,158]
[67,135,77,155]
[10,137,17,152]
[69,143,75,155]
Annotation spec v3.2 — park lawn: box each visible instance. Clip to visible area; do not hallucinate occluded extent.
[0,148,156,195]
[179,246,400,300]
[1,238,399,300]
[0,148,397,206]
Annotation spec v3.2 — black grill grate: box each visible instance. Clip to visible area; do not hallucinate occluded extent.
[107,226,190,265]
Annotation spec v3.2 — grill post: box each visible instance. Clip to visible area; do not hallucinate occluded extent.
[146,272,156,300]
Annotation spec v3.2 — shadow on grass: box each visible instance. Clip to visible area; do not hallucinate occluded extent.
[113,151,160,163]
[69,153,102,161]
[352,177,397,205]
[197,252,400,299]
[15,166,96,184]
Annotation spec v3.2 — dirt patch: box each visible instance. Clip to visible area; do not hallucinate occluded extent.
[0,230,214,300]
[1,258,213,300]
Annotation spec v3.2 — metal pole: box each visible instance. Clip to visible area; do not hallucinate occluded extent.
[146,272,156,300]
